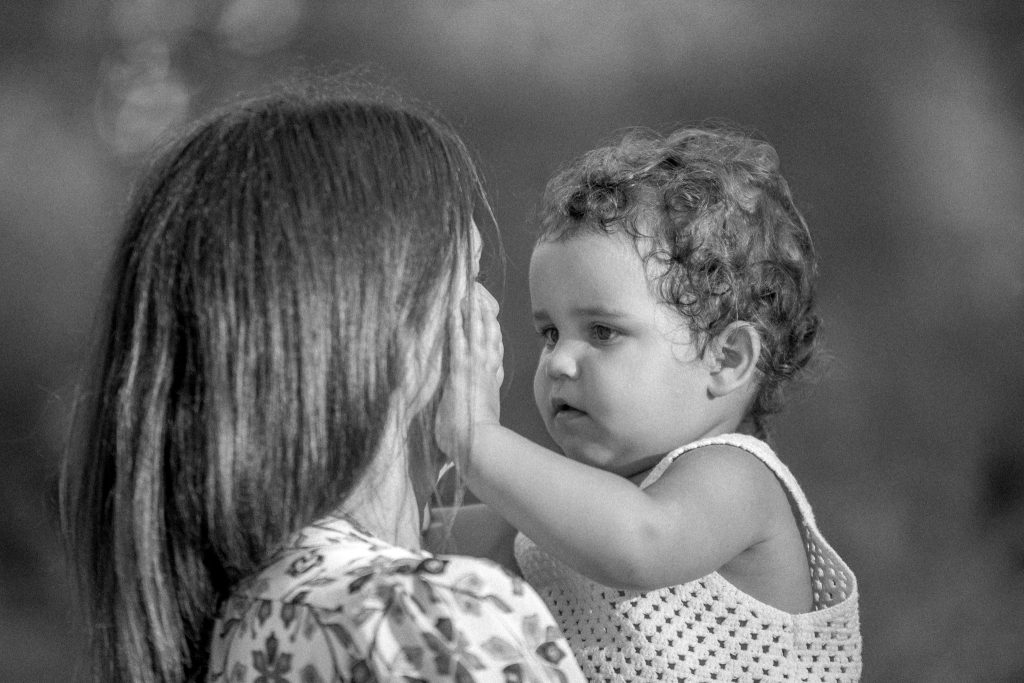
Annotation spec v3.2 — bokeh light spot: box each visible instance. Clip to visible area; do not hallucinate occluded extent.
[218,0,305,56]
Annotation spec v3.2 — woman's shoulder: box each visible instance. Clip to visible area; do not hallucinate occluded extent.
[208,517,584,681]
[230,517,534,609]
[227,516,432,606]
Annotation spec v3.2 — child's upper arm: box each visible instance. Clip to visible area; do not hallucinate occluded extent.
[625,444,782,589]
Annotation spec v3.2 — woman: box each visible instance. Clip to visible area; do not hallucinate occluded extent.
[61,84,585,682]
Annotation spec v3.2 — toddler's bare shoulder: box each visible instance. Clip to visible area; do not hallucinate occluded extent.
[659,443,782,504]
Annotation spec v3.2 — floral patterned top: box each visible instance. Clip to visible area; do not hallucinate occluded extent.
[207,516,585,682]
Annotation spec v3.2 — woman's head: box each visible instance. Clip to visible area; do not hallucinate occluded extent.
[538,125,819,431]
[63,84,488,681]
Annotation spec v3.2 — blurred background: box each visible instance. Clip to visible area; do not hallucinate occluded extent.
[2,1,1022,680]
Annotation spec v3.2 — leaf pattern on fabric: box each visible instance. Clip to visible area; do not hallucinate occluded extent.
[252,633,292,682]
[280,602,297,630]
[487,593,513,613]
[287,551,324,577]
[206,516,584,682]
[480,636,522,661]
[534,642,567,665]
[256,600,273,627]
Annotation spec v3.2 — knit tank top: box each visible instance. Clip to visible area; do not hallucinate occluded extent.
[514,434,861,681]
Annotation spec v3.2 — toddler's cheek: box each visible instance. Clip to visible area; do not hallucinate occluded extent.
[532,367,548,411]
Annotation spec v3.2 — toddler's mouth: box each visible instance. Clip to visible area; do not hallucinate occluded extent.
[552,398,586,418]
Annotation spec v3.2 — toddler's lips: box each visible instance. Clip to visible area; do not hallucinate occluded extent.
[551,399,586,420]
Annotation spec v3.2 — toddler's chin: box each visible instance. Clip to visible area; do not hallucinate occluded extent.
[557,443,620,473]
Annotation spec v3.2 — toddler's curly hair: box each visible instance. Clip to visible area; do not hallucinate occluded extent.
[538,125,819,433]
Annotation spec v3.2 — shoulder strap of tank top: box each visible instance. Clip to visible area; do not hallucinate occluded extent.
[638,433,817,529]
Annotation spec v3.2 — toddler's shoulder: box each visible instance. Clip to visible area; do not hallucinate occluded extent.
[646,437,791,524]
[658,436,777,482]
[668,441,781,492]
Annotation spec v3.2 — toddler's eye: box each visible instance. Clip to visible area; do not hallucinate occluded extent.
[591,324,618,342]
[538,326,559,347]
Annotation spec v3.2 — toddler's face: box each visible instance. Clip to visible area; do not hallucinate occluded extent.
[530,231,726,477]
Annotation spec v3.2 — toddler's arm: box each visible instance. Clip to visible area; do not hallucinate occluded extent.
[438,283,786,592]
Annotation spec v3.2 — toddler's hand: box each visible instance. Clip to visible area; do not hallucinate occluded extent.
[435,282,504,462]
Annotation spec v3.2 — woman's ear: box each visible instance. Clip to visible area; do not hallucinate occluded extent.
[707,321,761,398]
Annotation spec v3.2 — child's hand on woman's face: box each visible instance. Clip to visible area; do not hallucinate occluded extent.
[435,282,504,461]
[471,282,505,419]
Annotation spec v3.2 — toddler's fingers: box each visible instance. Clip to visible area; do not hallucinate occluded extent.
[475,282,500,316]
[448,298,469,368]
[466,287,485,355]
[474,283,503,357]
[472,282,500,325]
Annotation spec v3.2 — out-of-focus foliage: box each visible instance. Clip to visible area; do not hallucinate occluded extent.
[1,1,1021,680]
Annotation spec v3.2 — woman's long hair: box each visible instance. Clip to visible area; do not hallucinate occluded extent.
[60,84,487,682]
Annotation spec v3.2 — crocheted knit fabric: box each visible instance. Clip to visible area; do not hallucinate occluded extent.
[514,434,861,682]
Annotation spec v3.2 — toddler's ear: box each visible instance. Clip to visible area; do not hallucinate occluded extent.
[707,322,761,398]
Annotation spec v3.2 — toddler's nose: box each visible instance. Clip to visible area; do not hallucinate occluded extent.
[545,342,580,380]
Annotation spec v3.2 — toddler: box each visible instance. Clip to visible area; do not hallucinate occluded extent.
[440,126,862,681]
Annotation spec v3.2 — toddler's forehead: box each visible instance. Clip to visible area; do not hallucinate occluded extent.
[536,214,665,253]
[530,229,673,297]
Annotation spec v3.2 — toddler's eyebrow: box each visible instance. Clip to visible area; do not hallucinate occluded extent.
[532,305,631,321]
[577,305,631,319]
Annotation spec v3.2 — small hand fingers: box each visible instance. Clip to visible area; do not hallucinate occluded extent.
[475,281,498,307]
[466,287,486,353]
[473,283,503,363]
[472,283,500,324]
[450,300,468,353]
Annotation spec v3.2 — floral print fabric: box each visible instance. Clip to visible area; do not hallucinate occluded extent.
[207,516,584,682]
